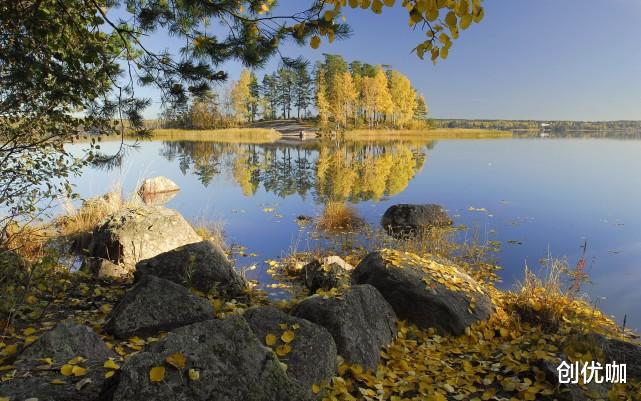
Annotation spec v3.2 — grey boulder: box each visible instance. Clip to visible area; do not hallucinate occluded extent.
[135,240,246,298]
[292,284,397,371]
[381,204,452,237]
[138,176,180,195]
[105,275,213,338]
[244,306,337,393]
[0,322,116,401]
[81,257,129,279]
[110,316,307,401]
[88,205,202,268]
[353,250,493,336]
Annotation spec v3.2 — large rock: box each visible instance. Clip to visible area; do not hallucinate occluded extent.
[105,275,213,338]
[138,176,180,195]
[594,334,641,381]
[135,240,246,298]
[381,204,452,237]
[109,316,307,401]
[352,250,493,336]
[244,306,337,393]
[302,256,353,294]
[81,257,129,279]
[0,322,116,401]
[88,205,202,268]
[292,284,397,371]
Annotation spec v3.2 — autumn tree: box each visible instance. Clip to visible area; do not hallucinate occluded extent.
[230,69,255,123]
[388,71,418,128]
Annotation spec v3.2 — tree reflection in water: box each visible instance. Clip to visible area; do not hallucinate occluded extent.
[159,138,434,202]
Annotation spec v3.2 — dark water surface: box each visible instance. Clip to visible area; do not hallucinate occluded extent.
[67,135,641,330]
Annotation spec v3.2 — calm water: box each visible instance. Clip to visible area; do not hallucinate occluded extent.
[67,135,641,330]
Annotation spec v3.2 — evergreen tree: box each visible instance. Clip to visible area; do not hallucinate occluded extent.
[293,64,314,119]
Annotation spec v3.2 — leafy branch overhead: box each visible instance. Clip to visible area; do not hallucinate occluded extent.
[319,0,485,61]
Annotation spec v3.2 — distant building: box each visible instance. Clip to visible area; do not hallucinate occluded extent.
[540,122,551,136]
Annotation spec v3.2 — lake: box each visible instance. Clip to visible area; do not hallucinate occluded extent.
[66,133,641,331]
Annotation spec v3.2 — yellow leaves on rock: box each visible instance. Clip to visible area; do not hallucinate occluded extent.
[60,364,74,376]
[149,366,165,382]
[22,327,37,336]
[280,330,295,344]
[105,370,116,379]
[188,368,200,381]
[310,35,321,49]
[71,366,87,377]
[103,359,120,370]
[67,356,86,365]
[275,344,292,357]
[50,379,66,385]
[165,352,187,370]
[0,344,18,357]
[265,333,277,346]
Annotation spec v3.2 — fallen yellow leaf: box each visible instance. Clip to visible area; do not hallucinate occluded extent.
[23,327,37,336]
[281,330,295,344]
[105,370,115,378]
[50,379,66,385]
[165,352,186,370]
[60,364,74,376]
[265,333,277,346]
[149,366,165,382]
[71,366,87,377]
[188,368,200,381]
[103,359,120,370]
[275,344,291,357]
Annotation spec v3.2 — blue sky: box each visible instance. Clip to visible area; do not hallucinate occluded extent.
[130,0,641,121]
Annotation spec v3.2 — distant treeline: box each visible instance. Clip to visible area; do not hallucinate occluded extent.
[433,119,641,132]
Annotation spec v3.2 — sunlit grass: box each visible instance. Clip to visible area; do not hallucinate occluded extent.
[317,201,363,233]
[345,128,512,139]
[145,128,281,143]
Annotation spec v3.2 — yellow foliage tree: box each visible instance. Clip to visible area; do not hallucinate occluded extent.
[388,71,418,128]
[316,67,331,125]
[230,69,255,123]
[329,71,357,129]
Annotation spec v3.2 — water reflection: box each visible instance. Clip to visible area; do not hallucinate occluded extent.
[158,138,434,203]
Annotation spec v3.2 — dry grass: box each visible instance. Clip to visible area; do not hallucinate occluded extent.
[345,128,512,139]
[56,191,129,240]
[316,202,363,233]
[192,219,227,250]
[512,258,568,331]
[146,128,281,143]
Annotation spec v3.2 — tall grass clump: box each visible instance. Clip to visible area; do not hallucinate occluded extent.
[317,202,363,232]
[56,191,125,239]
[192,219,227,251]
